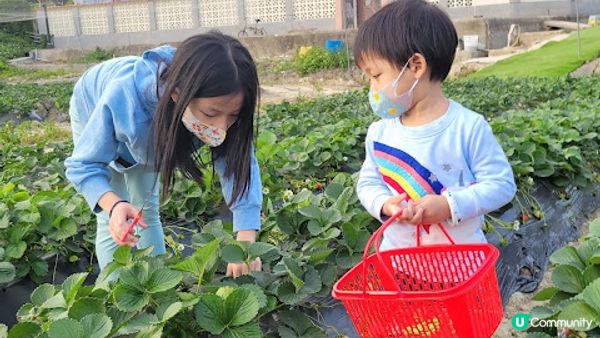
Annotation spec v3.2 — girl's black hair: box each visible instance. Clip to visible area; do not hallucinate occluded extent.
[152,31,259,206]
[354,0,458,82]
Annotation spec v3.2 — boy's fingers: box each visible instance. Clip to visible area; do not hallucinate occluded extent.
[138,217,149,229]
[409,208,424,225]
[226,264,233,277]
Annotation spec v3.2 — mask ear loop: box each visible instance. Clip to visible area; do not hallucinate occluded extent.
[407,77,420,94]
[389,58,413,98]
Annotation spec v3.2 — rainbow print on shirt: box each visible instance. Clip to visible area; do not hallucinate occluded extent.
[373,141,444,201]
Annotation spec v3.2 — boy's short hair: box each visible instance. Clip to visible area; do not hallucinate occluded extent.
[354,0,458,82]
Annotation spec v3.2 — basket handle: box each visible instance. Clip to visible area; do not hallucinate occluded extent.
[361,210,403,295]
[361,210,457,295]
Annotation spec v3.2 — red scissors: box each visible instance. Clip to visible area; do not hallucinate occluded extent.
[120,197,149,244]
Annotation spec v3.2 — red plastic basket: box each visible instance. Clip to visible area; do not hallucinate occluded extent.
[332,211,503,338]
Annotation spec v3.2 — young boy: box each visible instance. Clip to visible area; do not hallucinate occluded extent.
[355,0,516,250]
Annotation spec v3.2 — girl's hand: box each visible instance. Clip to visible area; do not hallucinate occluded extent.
[413,195,451,225]
[382,194,423,225]
[109,201,148,247]
[226,258,262,279]
[226,230,262,278]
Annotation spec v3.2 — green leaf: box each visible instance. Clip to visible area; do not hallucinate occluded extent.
[581,278,600,314]
[0,213,8,230]
[225,288,260,327]
[216,286,236,299]
[47,318,84,338]
[298,205,321,220]
[583,265,600,287]
[113,246,132,265]
[557,301,597,331]
[552,264,585,294]
[195,294,226,335]
[52,219,78,241]
[247,242,277,259]
[240,284,268,309]
[177,292,200,307]
[278,309,326,338]
[157,301,182,322]
[119,263,148,291]
[115,313,157,335]
[80,314,112,338]
[113,285,149,312]
[318,264,337,286]
[321,209,342,224]
[134,325,163,338]
[291,189,313,204]
[577,237,600,264]
[550,246,585,271]
[5,241,26,259]
[283,258,304,291]
[300,266,322,294]
[7,322,41,338]
[532,287,558,301]
[524,333,553,338]
[221,244,247,263]
[257,130,276,146]
[41,292,67,309]
[222,322,262,338]
[62,272,88,303]
[530,305,558,319]
[68,297,105,321]
[175,239,219,280]
[307,220,324,236]
[325,183,344,200]
[0,261,16,284]
[308,249,334,265]
[590,218,600,238]
[277,281,308,305]
[145,268,182,294]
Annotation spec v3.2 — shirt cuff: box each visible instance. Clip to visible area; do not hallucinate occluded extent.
[80,176,113,214]
[232,206,261,232]
[372,194,392,223]
[442,189,462,226]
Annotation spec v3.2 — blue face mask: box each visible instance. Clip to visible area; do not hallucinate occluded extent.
[368,60,419,119]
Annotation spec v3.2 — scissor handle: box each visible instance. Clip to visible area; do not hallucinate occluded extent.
[120,210,143,243]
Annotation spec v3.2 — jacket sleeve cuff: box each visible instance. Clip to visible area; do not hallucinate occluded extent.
[442,189,463,226]
[80,176,113,214]
[232,206,261,232]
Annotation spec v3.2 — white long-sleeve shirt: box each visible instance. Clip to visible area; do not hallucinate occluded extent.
[357,99,516,250]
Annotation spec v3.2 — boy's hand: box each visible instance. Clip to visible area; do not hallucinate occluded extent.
[413,194,451,225]
[381,194,423,225]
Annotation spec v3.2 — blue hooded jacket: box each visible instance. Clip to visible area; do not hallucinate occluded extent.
[65,45,262,231]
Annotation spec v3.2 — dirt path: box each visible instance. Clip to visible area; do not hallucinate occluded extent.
[493,209,600,337]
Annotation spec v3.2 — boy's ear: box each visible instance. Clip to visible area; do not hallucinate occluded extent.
[409,53,428,80]
[170,92,179,103]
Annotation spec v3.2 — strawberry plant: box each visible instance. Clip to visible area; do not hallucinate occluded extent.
[527,218,600,337]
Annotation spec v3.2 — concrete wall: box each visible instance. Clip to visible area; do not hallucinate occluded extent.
[37,30,357,61]
[37,0,337,50]
[446,0,599,19]
[335,0,600,29]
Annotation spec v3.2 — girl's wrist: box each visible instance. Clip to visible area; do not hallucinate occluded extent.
[236,230,257,242]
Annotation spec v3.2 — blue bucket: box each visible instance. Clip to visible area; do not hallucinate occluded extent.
[325,39,345,53]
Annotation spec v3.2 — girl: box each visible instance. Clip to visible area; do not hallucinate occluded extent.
[65,31,262,278]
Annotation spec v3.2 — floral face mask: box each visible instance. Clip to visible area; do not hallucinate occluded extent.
[181,107,226,147]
